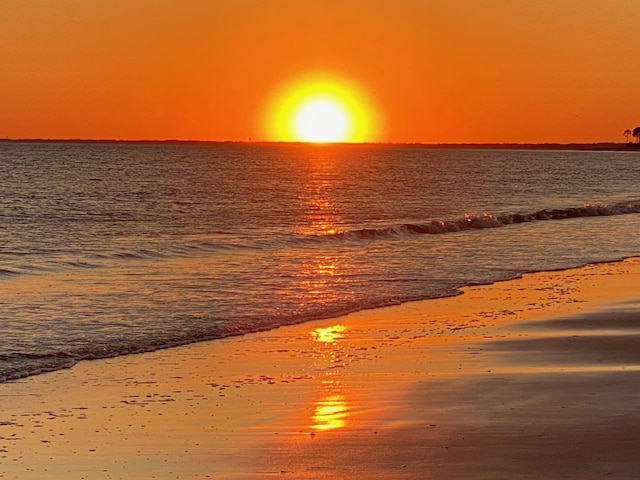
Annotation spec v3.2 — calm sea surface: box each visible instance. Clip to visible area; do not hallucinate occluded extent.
[1,142,639,381]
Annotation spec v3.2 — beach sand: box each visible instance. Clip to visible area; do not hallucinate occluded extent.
[1,259,640,479]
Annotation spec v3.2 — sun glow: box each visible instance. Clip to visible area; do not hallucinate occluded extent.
[261,73,382,143]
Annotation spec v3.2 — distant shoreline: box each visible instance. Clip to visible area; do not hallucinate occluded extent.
[1,137,639,151]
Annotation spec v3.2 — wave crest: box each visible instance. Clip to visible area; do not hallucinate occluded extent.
[304,199,640,242]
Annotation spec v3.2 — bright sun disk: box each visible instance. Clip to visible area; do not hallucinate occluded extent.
[261,73,382,143]
[294,97,350,143]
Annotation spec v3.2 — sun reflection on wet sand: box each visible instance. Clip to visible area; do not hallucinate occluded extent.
[310,325,350,431]
[312,393,348,431]
[311,325,346,344]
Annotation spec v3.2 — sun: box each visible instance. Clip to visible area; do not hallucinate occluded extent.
[261,72,382,143]
[293,97,350,143]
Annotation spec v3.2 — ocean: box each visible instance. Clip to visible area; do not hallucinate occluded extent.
[1,141,639,382]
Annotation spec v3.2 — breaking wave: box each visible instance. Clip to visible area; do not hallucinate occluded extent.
[303,200,640,242]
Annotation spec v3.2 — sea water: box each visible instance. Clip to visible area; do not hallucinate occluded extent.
[1,141,639,381]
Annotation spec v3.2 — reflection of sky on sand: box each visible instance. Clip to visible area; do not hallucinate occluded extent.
[310,325,349,431]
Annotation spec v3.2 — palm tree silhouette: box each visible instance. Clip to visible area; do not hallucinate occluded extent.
[633,127,640,144]
[624,129,632,143]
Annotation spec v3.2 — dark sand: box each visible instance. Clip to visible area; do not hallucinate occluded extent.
[1,259,639,479]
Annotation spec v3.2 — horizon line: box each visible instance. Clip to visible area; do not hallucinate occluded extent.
[0,138,638,151]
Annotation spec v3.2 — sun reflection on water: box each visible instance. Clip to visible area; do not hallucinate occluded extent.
[296,153,344,237]
[300,153,354,432]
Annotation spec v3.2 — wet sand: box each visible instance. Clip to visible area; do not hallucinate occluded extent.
[1,259,639,479]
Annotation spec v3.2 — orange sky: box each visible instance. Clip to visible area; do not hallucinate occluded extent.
[2,0,640,144]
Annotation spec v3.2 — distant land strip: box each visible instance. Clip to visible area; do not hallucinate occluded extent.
[1,138,639,151]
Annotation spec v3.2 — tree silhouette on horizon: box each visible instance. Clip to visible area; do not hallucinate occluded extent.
[633,127,640,144]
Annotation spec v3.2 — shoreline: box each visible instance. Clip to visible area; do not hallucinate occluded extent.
[3,255,639,385]
[1,258,640,478]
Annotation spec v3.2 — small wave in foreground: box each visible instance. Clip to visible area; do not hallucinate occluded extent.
[305,200,640,242]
